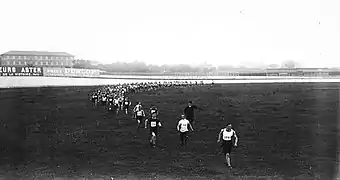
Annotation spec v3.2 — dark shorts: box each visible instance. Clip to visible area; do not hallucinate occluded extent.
[186,116,195,123]
[221,140,233,154]
[123,105,129,110]
[180,131,188,141]
[136,116,143,123]
[150,127,158,136]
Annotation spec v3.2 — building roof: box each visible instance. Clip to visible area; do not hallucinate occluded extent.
[1,51,74,57]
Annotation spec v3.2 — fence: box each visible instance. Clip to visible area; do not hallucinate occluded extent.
[1,66,339,78]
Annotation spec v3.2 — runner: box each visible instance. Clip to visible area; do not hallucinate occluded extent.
[113,97,120,115]
[217,123,238,169]
[123,97,132,114]
[133,102,143,113]
[177,114,194,147]
[134,105,145,132]
[101,95,107,106]
[91,93,99,107]
[149,105,159,117]
[118,96,124,110]
[183,101,202,127]
[144,113,162,147]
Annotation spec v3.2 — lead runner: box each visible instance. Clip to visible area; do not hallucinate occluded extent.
[217,123,238,169]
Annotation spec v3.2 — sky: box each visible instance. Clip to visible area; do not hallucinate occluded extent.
[0,0,339,68]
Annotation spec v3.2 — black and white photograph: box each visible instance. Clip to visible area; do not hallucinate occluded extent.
[0,0,339,179]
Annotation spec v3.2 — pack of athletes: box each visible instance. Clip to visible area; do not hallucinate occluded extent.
[89,81,208,111]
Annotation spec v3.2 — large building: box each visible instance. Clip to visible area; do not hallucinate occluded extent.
[0,51,74,67]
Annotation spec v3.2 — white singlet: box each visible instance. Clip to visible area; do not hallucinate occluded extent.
[136,111,143,116]
[150,121,157,127]
[222,129,235,141]
[178,119,190,132]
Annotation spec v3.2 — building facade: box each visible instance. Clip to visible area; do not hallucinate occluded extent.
[0,51,74,67]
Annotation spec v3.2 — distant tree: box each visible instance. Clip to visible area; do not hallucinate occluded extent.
[217,65,235,71]
[281,60,296,69]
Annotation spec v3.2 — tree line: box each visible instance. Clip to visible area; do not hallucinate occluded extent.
[72,59,299,73]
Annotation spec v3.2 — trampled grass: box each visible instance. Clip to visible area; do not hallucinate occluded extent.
[0,82,338,179]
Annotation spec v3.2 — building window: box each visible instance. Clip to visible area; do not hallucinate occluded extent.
[45,61,48,65]
[13,61,16,65]
[18,61,21,65]
[24,61,27,65]
[40,62,43,65]
[45,56,48,60]
[35,62,38,65]
[61,62,64,66]
[7,61,10,65]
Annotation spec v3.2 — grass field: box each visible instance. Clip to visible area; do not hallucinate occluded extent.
[0,83,339,180]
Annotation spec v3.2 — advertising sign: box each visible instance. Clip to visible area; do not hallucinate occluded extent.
[43,67,65,77]
[43,67,100,78]
[0,66,43,76]
[64,68,100,77]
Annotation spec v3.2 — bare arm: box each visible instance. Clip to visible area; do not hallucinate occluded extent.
[188,122,194,131]
[233,131,238,146]
[177,122,181,132]
[144,119,148,128]
[217,130,223,142]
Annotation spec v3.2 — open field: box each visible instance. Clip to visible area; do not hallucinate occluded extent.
[0,82,339,179]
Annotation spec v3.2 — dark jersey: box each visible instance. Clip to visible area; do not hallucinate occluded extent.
[184,105,198,118]
[148,118,161,129]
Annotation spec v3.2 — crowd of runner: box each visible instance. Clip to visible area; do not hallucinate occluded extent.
[88,80,238,169]
[89,81,205,113]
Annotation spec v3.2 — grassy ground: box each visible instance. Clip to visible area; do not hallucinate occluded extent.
[0,83,338,180]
